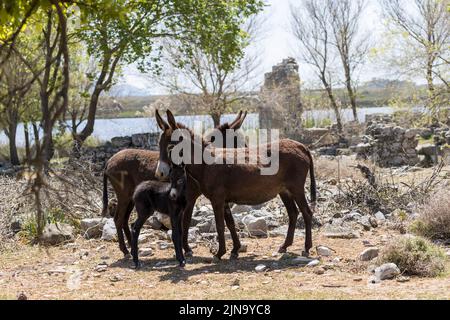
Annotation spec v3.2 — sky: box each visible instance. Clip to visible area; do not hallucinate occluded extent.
[122,0,388,95]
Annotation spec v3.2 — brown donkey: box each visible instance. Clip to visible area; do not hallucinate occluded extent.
[156,110,317,259]
[102,111,247,257]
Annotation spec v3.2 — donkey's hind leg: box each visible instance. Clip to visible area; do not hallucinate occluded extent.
[224,203,241,260]
[278,192,299,254]
[123,201,134,247]
[114,198,132,257]
[294,193,313,257]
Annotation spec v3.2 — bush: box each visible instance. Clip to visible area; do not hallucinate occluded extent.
[410,190,450,240]
[379,236,447,277]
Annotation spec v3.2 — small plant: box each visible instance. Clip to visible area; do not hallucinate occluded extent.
[410,190,450,240]
[379,236,447,277]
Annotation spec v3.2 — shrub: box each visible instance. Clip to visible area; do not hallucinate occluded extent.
[410,190,450,240]
[379,236,446,277]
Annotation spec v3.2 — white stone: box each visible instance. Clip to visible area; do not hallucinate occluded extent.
[317,246,334,257]
[255,264,267,273]
[375,263,400,280]
[101,219,117,241]
[360,248,380,261]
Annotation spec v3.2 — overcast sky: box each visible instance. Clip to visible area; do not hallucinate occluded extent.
[122,0,389,95]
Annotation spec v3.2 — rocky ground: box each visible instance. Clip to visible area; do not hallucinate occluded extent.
[0,228,449,300]
[0,156,449,300]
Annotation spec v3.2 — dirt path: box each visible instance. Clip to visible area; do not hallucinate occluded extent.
[0,229,449,300]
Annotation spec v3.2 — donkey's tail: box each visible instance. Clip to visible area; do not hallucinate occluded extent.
[307,149,317,204]
[102,171,109,217]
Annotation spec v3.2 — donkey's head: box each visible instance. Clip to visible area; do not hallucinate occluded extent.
[155,109,247,180]
[168,162,186,202]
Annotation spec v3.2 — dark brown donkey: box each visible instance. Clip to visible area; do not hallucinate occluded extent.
[156,110,317,259]
[102,111,247,257]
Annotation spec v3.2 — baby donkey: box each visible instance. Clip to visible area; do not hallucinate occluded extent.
[131,162,187,268]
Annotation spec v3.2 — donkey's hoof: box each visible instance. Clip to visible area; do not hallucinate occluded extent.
[124,253,132,260]
[185,250,194,258]
[179,260,186,268]
[302,250,310,258]
[278,247,287,254]
[230,252,239,260]
[133,261,142,270]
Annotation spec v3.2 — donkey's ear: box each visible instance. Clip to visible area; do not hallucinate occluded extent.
[230,111,247,130]
[155,109,169,131]
[229,111,243,129]
[166,110,178,129]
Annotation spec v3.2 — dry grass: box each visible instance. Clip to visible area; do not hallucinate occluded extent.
[379,236,447,277]
[411,190,450,240]
[314,156,368,181]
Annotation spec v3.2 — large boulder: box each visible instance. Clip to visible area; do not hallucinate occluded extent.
[80,218,108,239]
[40,223,74,245]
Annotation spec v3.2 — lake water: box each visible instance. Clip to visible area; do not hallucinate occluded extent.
[0,106,397,147]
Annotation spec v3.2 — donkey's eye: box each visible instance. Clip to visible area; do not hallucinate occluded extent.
[177,179,184,185]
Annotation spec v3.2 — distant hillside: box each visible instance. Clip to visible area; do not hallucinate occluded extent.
[98,78,424,119]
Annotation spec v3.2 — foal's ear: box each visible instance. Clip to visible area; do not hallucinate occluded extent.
[155,109,169,131]
[230,111,247,130]
[166,110,178,130]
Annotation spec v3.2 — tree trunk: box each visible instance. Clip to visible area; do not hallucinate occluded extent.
[211,112,221,128]
[426,56,436,115]
[6,126,20,165]
[344,72,358,121]
[24,123,31,165]
[322,78,343,133]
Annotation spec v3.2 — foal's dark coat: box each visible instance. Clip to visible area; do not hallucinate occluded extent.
[131,164,187,267]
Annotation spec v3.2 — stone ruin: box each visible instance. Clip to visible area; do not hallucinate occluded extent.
[352,115,420,167]
[259,58,302,138]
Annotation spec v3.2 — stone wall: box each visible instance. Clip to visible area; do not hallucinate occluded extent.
[353,115,419,167]
[80,132,160,171]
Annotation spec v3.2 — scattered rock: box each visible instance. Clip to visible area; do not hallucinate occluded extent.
[231,204,253,214]
[139,248,153,257]
[316,245,334,257]
[66,270,83,290]
[80,218,107,239]
[314,268,325,275]
[155,213,172,229]
[374,263,400,280]
[157,242,170,250]
[40,223,74,245]
[255,264,267,273]
[323,226,359,239]
[374,211,386,222]
[359,216,372,231]
[10,221,21,234]
[369,217,378,228]
[238,243,248,253]
[360,248,380,261]
[307,260,320,267]
[396,276,410,283]
[145,216,162,230]
[243,216,268,237]
[101,219,117,241]
[95,263,108,273]
[47,266,67,275]
[291,256,314,266]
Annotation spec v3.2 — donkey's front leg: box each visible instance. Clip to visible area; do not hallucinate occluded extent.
[171,207,186,267]
[211,200,227,260]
